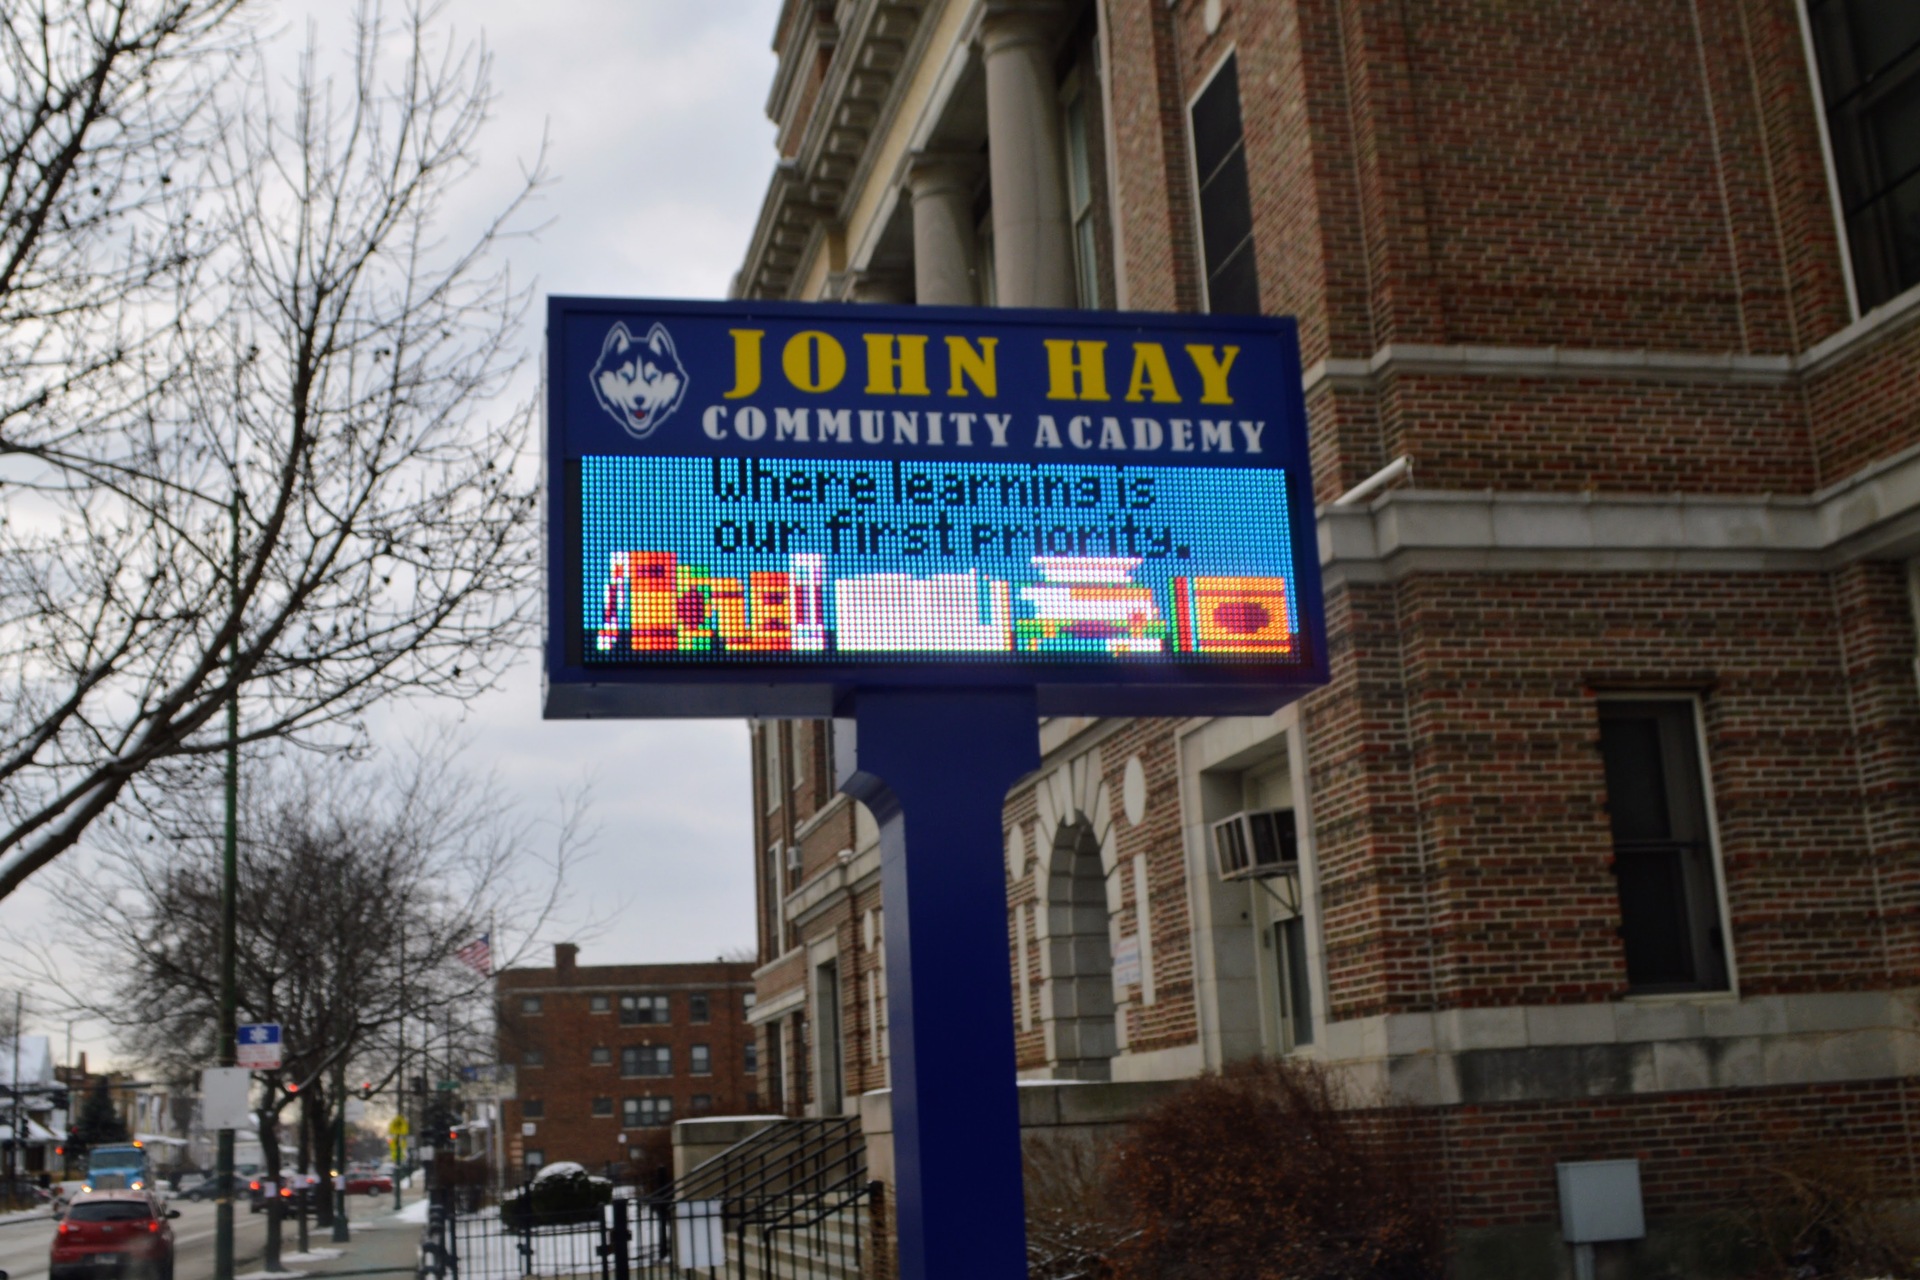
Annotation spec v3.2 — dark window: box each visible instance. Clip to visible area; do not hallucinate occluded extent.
[590,995,611,1014]
[1598,701,1729,993]
[520,995,542,1015]
[522,1048,543,1067]
[691,1094,713,1116]
[622,1097,673,1127]
[744,1040,759,1075]
[689,994,711,1024]
[621,1045,672,1077]
[690,1045,711,1076]
[1276,916,1314,1049]
[620,994,670,1025]
[522,1100,544,1119]
[591,1097,614,1118]
[590,1046,611,1066]
[66,1202,153,1223]
[1807,0,1920,310]
[1191,55,1260,314]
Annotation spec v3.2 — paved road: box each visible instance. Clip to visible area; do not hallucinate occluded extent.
[0,1194,421,1280]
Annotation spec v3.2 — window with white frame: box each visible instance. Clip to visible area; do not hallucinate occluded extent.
[1190,53,1260,314]
[622,1097,672,1127]
[1597,699,1730,993]
[1063,76,1101,309]
[1804,0,1920,311]
[621,1045,672,1077]
[620,994,670,1025]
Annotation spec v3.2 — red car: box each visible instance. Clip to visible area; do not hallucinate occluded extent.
[51,1190,178,1280]
[340,1169,393,1196]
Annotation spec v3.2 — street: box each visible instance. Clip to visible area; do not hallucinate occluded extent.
[0,1194,423,1280]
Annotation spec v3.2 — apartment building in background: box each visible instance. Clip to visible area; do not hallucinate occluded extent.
[495,946,758,1176]
[736,0,1920,1273]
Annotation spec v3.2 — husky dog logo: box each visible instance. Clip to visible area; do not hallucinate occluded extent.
[590,322,689,439]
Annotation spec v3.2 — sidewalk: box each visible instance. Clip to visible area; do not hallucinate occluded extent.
[238,1197,421,1280]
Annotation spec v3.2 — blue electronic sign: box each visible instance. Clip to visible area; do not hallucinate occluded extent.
[545,296,1325,717]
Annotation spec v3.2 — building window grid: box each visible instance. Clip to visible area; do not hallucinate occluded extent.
[622,1097,673,1128]
[621,1045,673,1078]
[521,1099,544,1119]
[520,995,542,1015]
[590,1046,612,1066]
[589,995,611,1014]
[690,1044,712,1076]
[689,994,711,1024]
[591,1097,614,1118]
[619,994,671,1025]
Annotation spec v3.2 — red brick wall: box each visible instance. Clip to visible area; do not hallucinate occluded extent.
[496,960,757,1172]
[1433,1076,1920,1229]
[1303,569,1914,1017]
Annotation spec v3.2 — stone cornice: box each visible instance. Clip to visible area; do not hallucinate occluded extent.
[738,0,938,300]
[1301,284,1920,394]
[1319,440,1920,586]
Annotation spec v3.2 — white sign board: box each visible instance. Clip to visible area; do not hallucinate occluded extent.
[1112,936,1142,987]
[201,1067,254,1131]
[236,1023,282,1070]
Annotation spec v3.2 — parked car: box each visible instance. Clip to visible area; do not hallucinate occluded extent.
[340,1169,392,1197]
[247,1173,322,1214]
[50,1191,177,1280]
[177,1174,230,1203]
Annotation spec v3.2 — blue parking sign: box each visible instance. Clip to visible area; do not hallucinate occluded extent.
[236,1022,282,1069]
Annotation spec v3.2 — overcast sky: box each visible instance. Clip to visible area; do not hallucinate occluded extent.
[0,1,787,1067]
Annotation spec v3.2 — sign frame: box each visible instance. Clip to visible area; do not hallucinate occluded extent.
[543,296,1326,719]
[235,1023,282,1071]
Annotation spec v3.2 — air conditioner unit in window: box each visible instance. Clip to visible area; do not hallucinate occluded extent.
[784,842,802,872]
[1211,808,1298,881]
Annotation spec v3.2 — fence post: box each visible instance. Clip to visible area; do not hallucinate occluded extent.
[609,1196,631,1280]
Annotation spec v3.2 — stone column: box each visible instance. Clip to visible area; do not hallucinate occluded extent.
[907,152,983,306]
[980,2,1075,308]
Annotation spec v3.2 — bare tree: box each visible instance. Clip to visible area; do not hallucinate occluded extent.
[0,0,547,900]
[0,0,245,437]
[45,737,579,1261]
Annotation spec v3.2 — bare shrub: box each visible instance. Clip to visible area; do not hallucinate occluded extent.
[1729,1141,1920,1279]
[1104,1057,1446,1280]
[1024,1134,1132,1280]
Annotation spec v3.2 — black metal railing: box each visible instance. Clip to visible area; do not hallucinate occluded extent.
[629,1117,871,1280]
[416,1121,873,1280]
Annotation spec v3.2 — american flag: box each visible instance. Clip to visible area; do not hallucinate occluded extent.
[456,934,492,977]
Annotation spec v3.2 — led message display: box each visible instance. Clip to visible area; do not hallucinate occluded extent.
[545,298,1324,717]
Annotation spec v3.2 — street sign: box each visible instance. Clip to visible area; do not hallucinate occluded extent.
[544,298,1325,718]
[200,1067,253,1130]
[435,1080,459,1091]
[387,1115,410,1136]
[235,1023,282,1070]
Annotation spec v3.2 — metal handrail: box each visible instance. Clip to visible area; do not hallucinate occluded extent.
[669,1116,858,1203]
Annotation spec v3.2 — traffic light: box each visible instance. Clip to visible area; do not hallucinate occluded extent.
[283,1081,300,1097]
[357,1081,375,1101]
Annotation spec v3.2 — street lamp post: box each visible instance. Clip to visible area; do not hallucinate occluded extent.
[215,487,240,1280]
[331,1060,349,1243]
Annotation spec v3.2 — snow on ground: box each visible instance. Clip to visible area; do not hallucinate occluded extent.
[281,1249,343,1262]
[395,1198,432,1225]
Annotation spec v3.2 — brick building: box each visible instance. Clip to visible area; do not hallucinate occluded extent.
[736,0,1920,1273]
[495,946,758,1176]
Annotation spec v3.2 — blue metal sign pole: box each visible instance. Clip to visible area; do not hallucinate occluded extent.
[840,689,1038,1280]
